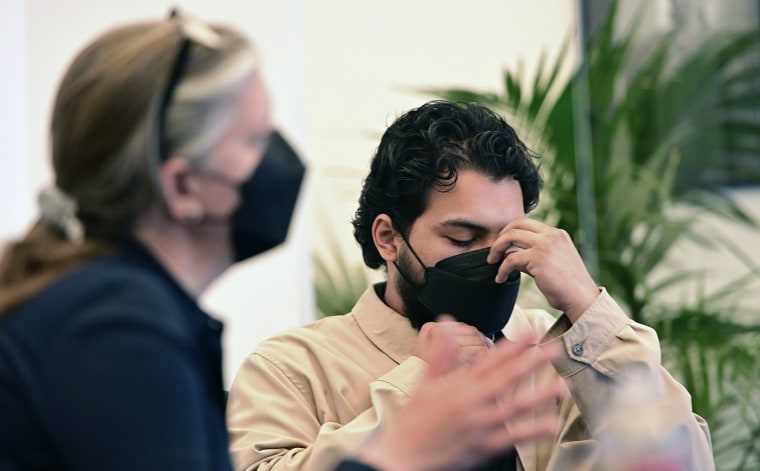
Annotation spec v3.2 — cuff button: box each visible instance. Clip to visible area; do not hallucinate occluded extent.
[572,343,584,356]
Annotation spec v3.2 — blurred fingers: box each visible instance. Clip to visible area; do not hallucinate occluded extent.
[494,380,566,424]
[481,415,561,453]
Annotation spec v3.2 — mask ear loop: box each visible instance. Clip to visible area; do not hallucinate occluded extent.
[392,230,427,288]
[392,260,418,288]
[398,231,427,269]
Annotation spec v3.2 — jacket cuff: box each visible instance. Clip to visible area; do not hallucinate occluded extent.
[542,288,629,377]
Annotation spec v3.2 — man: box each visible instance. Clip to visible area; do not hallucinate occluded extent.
[226,100,715,470]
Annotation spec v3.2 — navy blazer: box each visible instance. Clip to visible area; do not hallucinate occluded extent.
[0,241,232,471]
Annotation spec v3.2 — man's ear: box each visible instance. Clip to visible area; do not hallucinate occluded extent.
[158,156,204,224]
[372,214,401,263]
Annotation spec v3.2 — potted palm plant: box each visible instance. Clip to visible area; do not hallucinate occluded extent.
[421,1,760,467]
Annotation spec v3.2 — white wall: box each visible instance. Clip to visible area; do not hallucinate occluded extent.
[0,0,31,242]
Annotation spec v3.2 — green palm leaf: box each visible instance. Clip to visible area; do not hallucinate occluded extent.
[422,1,760,467]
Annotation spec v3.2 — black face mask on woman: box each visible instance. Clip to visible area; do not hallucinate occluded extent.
[395,241,521,338]
[230,130,305,261]
[193,130,306,262]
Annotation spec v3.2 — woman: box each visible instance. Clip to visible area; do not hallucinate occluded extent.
[0,10,299,470]
[0,10,562,471]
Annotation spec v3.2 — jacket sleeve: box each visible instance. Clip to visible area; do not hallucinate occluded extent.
[226,350,425,471]
[540,289,715,471]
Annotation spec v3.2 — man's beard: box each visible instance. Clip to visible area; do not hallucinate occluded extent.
[395,248,437,331]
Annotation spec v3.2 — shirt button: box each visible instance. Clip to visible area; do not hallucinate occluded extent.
[572,343,584,356]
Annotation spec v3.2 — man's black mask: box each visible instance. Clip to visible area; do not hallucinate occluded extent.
[396,242,521,338]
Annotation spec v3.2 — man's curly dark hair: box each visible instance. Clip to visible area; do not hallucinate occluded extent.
[352,100,542,269]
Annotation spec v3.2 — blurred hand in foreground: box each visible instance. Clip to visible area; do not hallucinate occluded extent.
[358,316,564,471]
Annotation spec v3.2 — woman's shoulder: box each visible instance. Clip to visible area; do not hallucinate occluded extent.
[4,255,193,344]
[53,256,179,311]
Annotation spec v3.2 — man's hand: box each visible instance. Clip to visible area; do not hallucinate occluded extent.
[487,217,600,323]
[411,317,493,373]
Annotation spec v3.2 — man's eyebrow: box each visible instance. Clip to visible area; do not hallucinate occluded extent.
[437,219,488,232]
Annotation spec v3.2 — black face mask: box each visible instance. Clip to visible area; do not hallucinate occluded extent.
[231,130,306,261]
[396,242,521,338]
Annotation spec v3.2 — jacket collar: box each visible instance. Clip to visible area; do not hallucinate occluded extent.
[351,283,419,365]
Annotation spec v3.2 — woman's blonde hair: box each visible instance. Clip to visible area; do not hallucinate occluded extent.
[0,12,259,315]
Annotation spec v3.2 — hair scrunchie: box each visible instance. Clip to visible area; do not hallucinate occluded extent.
[38,185,84,243]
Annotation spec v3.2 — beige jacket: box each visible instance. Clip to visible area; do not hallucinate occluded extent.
[226,285,714,471]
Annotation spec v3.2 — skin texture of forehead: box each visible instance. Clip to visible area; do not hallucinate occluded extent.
[418,171,524,235]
